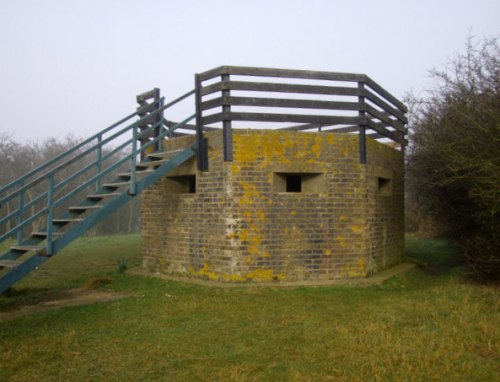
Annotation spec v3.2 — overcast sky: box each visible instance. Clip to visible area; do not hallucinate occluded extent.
[0,0,499,143]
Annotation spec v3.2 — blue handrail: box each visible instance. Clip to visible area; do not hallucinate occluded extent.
[0,89,196,246]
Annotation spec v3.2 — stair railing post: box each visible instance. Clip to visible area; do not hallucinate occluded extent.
[358,81,367,164]
[195,73,208,171]
[96,133,103,192]
[158,97,165,150]
[221,73,233,161]
[153,88,161,152]
[130,125,138,195]
[46,174,54,255]
[16,180,25,244]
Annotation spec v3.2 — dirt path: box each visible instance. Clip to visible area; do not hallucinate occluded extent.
[0,281,133,321]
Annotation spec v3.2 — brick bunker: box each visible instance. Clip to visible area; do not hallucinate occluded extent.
[141,129,404,282]
[139,66,407,282]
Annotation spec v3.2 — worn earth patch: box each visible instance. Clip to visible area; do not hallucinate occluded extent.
[0,278,133,321]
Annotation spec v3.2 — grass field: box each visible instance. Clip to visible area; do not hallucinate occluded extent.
[0,235,498,381]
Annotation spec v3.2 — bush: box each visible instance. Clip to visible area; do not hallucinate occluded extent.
[407,36,500,281]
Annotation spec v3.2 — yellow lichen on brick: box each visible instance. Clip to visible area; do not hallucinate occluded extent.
[244,269,284,281]
[325,249,332,256]
[351,225,363,233]
[358,258,366,272]
[231,162,241,175]
[196,264,219,281]
[240,181,260,206]
[311,135,323,158]
[335,235,347,247]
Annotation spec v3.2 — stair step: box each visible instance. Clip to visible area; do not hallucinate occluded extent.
[87,193,120,200]
[137,159,170,168]
[69,205,102,212]
[147,149,183,159]
[10,245,41,252]
[118,170,153,179]
[103,182,131,189]
[0,260,22,268]
[32,231,63,238]
[52,218,83,225]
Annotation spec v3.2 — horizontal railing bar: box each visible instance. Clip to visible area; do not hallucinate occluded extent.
[164,114,196,133]
[363,89,407,123]
[365,105,406,132]
[324,126,360,133]
[201,96,362,113]
[202,112,363,126]
[136,101,157,115]
[201,81,360,97]
[163,118,198,131]
[366,119,404,143]
[199,65,366,83]
[136,89,157,103]
[198,66,226,81]
[365,76,408,113]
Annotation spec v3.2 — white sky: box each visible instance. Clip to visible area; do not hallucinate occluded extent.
[0,0,499,143]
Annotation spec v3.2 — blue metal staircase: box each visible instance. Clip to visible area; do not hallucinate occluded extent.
[0,89,197,294]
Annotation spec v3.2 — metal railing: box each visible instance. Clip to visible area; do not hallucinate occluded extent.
[0,89,195,247]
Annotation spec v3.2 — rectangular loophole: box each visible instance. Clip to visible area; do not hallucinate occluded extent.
[274,173,324,193]
[377,177,392,196]
[165,175,196,194]
[286,175,302,192]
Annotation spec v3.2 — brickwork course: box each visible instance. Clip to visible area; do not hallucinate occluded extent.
[141,129,405,282]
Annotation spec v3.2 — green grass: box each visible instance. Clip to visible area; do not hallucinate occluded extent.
[0,234,498,381]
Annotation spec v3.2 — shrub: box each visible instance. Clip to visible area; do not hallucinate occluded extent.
[407,36,500,281]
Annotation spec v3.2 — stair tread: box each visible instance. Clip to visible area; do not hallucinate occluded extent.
[0,260,22,268]
[103,182,131,188]
[69,205,102,210]
[137,159,170,168]
[118,170,153,178]
[53,218,83,223]
[147,149,183,159]
[10,245,41,252]
[87,193,120,199]
[32,231,63,237]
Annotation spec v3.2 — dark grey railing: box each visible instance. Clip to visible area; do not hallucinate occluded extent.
[193,65,407,167]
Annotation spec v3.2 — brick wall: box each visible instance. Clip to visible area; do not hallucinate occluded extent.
[141,129,404,282]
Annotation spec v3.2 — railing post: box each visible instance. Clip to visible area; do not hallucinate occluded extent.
[96,134,102,192]
[130,125,138,195]
[159,97,165,148]
[46,174,54,255]
[221,73,233,161]
[195,73,208,171]
[358,81,367,164]
[16,181,24,244]
[153,88,161,152]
